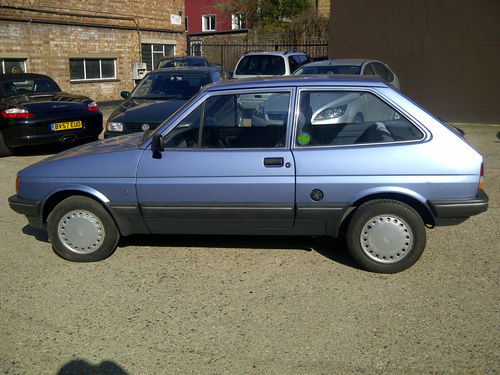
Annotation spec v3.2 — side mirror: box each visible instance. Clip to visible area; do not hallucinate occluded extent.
[151,133,164,159]
[120,91,130,99]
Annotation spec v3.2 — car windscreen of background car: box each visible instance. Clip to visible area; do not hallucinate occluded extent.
[294,65,362,75]
[131,73,210,99]
[2,78,61,96]
[235,56,286,75]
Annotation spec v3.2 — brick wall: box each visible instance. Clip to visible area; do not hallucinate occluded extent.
[0,1,186,102]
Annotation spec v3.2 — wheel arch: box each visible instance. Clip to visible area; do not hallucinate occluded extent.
[42,186,110,225]
[348,192,435,227]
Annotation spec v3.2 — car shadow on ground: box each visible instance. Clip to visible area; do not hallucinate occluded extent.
[118,234,361,270]
[22,225,49,242]
[20,224,360,270]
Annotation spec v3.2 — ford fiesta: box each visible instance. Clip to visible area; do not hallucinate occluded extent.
[8,76,488,273]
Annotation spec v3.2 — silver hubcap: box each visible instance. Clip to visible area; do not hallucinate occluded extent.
[58,210,105,254]
[360,215,412,264]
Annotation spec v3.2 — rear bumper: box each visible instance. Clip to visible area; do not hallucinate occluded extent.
[428,190,489,225]
[3,115,102,148]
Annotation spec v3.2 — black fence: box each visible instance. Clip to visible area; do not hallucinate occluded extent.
[190,41,328,72]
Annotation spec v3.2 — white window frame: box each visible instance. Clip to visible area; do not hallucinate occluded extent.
[141,43,176,71]
[202,14,216,32]
[69,58,117,82]
[1,58,27,74]
[232,13,247,30]
[191,40,203,56]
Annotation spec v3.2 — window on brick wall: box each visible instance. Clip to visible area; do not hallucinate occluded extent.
[69,58,116,81]
[141,44,175,71]
[191,40,202,56]
[202,15,216,32]
[232,13,247,30]
[1,58,27,74]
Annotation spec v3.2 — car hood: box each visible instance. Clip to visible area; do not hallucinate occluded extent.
[5,92,94,112]
[19,133,146,178]
[108,98,188,124]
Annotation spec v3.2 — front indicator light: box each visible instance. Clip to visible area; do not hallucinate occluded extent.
[16,176,20,193]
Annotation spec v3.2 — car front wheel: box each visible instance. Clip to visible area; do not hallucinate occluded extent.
[47,196,120,262]
[345,199,426,273]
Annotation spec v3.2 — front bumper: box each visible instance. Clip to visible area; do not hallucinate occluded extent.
[428,190,489,225]
[8,194,45,230]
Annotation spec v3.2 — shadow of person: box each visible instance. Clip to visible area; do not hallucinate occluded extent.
[58,359,129,375]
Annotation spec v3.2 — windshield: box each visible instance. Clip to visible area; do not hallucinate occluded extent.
[235,55,286,75]
[131,72,210,100]
[293,65,361,75]
[1,77,61,97]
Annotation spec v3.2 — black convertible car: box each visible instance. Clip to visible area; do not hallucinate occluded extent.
[0,73,103,156]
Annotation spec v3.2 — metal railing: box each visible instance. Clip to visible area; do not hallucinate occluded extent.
[190,41,328,72]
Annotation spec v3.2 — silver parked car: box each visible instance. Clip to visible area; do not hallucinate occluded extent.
[293,59,400,89]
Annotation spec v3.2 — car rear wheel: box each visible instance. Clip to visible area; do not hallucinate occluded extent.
[47,196,120,262]
[345,199,426,273]
[0,133,12,157]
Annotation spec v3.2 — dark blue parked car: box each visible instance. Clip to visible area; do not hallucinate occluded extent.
[8,76,488,273]
[104,67,225,138]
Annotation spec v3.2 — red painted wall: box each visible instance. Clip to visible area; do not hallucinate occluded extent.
[186,0,233,33]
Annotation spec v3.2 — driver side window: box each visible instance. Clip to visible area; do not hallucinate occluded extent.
[162,91,290,149]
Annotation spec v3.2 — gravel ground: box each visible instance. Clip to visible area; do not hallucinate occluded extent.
[0,122,498,374]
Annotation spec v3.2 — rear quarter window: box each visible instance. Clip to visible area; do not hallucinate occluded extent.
[295,91,424,147]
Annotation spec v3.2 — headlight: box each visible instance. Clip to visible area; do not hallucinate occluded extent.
[107,122,123,132]
[314,105,347,121]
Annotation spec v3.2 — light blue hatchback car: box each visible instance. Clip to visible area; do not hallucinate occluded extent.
[8,76,488,273]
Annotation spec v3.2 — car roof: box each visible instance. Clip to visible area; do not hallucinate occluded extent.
[0,73,53,81]
[204,75,388,92]
[158,55,207,61]
[241,50,307,57]
[151,67,220,74]
[301,59,378,67]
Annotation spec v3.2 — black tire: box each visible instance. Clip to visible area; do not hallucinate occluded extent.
[47,196,120,262]
[0,132,12,157]
[345,199,426,273]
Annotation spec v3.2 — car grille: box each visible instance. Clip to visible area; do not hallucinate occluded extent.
[124,122,160,133]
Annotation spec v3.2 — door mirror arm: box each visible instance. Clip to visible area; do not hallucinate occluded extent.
[151,133,164,159]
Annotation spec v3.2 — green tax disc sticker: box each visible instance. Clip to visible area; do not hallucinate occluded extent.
[298,132,311,145]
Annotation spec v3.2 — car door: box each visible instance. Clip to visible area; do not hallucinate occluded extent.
[136,89,296,235]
